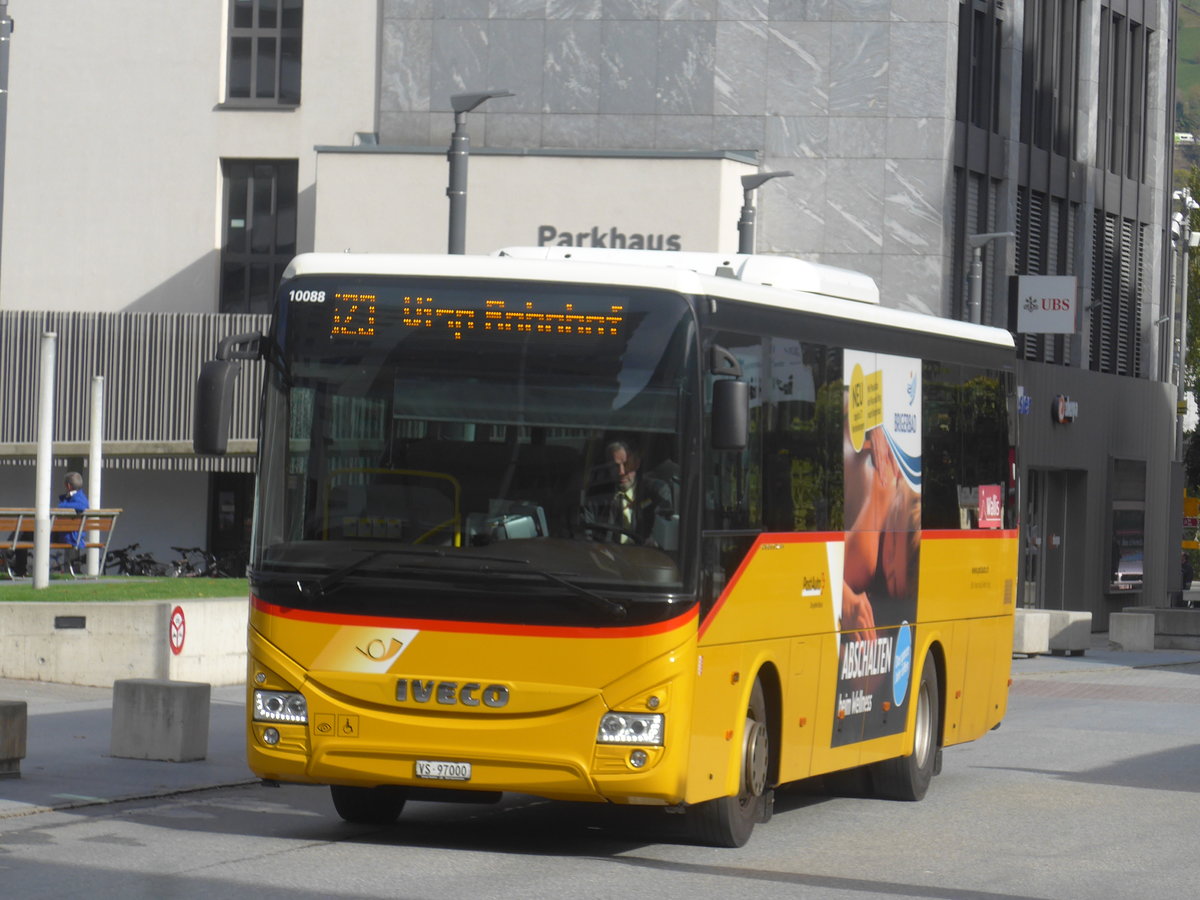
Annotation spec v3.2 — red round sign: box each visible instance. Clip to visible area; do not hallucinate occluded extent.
[169,605,186,656]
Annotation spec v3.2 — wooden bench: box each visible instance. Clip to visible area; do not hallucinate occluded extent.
[1,508,122,578]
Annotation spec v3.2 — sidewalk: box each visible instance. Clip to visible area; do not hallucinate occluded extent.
[2,632,1199,821]
[0,678,254,820]
[1009,629,1200,675]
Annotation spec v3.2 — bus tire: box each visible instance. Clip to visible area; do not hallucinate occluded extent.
[330,784,407,825]
[691,677,772,848]
[871,649,939,802]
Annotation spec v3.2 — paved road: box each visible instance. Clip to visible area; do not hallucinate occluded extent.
[2,631,1195,820]
[0,633,1197,899]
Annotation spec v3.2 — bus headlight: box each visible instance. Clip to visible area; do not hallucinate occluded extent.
[254,690,308,724]
[597,712,663,745]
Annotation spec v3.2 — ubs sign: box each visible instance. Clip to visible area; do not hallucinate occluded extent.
[1015,275,1078,334]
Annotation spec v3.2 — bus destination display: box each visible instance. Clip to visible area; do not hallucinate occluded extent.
[322,291,624,341]
[329,292,377,337]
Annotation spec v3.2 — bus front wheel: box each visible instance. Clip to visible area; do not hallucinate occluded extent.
[871,648,940,801]
[691,678,773,848]
[330,784,407,825]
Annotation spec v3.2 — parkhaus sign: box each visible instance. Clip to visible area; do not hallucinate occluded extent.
[536,224,682,250]
[1015,275,1078,334]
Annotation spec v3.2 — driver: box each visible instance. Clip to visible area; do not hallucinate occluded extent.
[583,440,673,545]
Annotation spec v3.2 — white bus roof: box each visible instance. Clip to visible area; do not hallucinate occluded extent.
[496,246,881,304]
[284,250,1015,351]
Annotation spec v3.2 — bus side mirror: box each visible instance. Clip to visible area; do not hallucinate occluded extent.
[194,359,241,455]
[712,379,749,450]
[193,331,263,456]
[709,344,748,450]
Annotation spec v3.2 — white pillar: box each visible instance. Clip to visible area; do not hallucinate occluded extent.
[33,332,56,590]
[87,375,104,577]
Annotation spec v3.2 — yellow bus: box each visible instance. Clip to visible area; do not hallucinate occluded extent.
[196,247,1018,847]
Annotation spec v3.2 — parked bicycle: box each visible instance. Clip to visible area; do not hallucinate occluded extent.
[103,543,141,575]
[169,546,219,577]
[213,548,250,578]
[104,543,170,576]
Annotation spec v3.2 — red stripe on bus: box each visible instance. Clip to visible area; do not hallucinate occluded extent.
[251,595,698,639]
[696,528,1017,637]
[922,529,1018,540]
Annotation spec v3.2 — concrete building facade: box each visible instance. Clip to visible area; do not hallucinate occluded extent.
[0,1,1182,623]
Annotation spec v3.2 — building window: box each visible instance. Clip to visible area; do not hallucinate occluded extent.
[1021,0,1081,157]
[957,1,1003,132]
[1098,9,1150,182]
[220,160,298,314]
[226,0,303,106]
[1088,211,1146,377]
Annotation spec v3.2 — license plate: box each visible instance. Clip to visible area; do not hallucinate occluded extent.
[415,759,471,781]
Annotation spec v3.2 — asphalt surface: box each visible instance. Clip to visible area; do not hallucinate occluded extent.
[1,632,1198,821]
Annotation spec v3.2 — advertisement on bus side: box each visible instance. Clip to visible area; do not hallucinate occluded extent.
[835,351,921,746]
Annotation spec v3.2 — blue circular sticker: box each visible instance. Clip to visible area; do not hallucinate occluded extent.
[893,623,913,707]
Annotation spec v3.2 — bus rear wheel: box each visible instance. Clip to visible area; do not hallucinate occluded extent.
[871,649,940,801]
[330,784,407,825]
[691,678,772,848]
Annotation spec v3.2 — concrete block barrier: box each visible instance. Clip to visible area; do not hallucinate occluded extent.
[1109,612,1156,652]
[1047,610,1092,655]
[0,700,27,777]
[110,678,211,762]
[1122,607,1200,651]
[1013,609,1050,656]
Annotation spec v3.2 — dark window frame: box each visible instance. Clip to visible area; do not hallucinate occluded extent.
[1098,8,1150,182]
[225,0,303,107]
[219,159,299,315]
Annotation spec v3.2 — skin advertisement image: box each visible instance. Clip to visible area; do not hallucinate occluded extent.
[834,351,921,747]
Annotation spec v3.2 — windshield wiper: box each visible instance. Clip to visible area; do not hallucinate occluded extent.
[254,547,445,600]
[255,547,626,618]
[448,552,627,619]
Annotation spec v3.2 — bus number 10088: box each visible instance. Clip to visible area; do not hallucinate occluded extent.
[290,290,326,303]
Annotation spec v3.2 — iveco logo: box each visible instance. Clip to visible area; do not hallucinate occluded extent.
[396,678,510,708]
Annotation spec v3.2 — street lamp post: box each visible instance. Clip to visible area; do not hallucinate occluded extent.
[0,1,13,278]
[446,90,513,255]
[1171,189,1200,459]
[737,171,792,255]
[967,231,1014,325]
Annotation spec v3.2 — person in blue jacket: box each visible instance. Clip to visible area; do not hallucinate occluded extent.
[7,472,91,577]
[57,471,90,553]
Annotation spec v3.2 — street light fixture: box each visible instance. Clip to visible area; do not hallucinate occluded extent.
[967,231,1014,325]
[737,171,792,255]
[446,89,514,255]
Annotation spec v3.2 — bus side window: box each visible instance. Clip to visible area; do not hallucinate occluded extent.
[923,360,962,529]
[763,340,843,532]
[702,332,764,614]
[923,361,1011,529]
[704,333,763,532]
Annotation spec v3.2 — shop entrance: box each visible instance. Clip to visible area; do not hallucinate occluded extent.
[1022,468,1087,610]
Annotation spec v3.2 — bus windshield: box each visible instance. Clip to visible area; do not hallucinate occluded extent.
[252,274,698,624]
